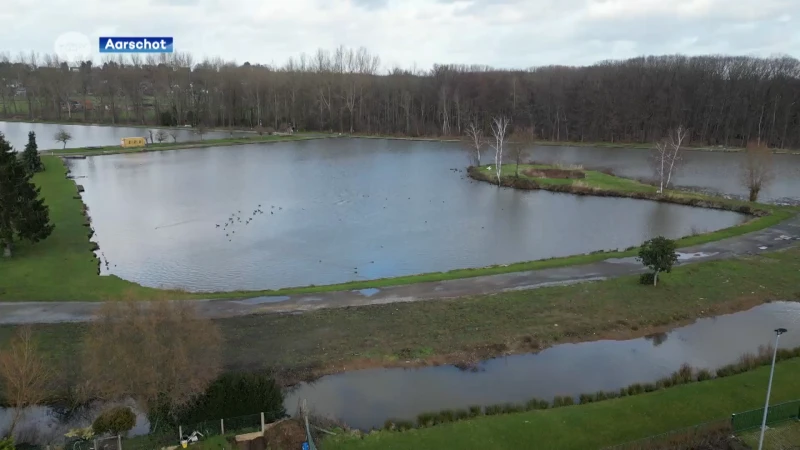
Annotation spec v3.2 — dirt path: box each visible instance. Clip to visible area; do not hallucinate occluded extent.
[2,214,798,325]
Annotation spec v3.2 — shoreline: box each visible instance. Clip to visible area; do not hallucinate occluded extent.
[5,117,800,154]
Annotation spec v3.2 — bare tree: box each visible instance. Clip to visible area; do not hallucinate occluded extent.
[193,125,206,141]
[54,129,72,149]
[740,142,775,201]
[169,130,179,143]
[490,116,510,185]
[0,327,52,437]
[81,299,223,419]
[652,126,688,193]
[155,129,168,143]
[509,127,535,177]
[463,121,483,166]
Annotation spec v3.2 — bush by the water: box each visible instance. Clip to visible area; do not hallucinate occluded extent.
[92,406,136,435]
[150,372,286,430]
[0,438,15,450]
[637,236,678,286]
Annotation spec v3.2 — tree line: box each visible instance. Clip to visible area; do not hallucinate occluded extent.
[1,49,799,148]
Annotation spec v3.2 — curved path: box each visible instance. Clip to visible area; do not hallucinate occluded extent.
[2,214,799,325]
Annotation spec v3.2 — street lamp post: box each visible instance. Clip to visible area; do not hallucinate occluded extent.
[758,327,788,450]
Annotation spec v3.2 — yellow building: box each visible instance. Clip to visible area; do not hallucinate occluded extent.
[120,137,146,148]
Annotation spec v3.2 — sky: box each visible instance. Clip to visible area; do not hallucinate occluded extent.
[1,0,799,70]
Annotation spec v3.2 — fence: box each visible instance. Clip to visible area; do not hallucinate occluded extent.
[603,398,800,449]
[47,410,317,450]
[600,419,731,450]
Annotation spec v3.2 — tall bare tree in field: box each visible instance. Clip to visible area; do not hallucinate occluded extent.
[0,327,52,437]
[652,126,688,193]
[463,121,484,166]
[490,116,510,185]
[82,299,223,420]
[509,127,535,177]
[740,142,775,201]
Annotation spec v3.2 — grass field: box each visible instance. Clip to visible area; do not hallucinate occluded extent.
[50,132,334,156]
[323,358,800,450]
[3,245,800,387]
[740,420,800,449]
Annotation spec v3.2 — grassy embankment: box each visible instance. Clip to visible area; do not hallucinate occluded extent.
[51,132,333,156]
[0,158,796,302]
[3,242,800,386]
[323,358,800,450]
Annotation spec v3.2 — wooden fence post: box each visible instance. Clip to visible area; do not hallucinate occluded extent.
[261,412,265,432]
[221,418,225,435]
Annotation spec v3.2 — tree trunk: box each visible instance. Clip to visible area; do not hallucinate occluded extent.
[3,243,11,257]
[653,270,659,287]
[749,188,759,202]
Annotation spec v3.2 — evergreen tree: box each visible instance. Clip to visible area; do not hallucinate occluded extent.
[0,133,54,257]
[20,131,44,173]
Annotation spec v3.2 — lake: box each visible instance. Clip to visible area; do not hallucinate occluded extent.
[67,138,747,292]
[285,302,800,430]
[0,120,251,151]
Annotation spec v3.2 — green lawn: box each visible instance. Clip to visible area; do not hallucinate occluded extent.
[324,359,800,450]
[51,132,333,156]
[740,420,800,449]
[0,157,182,301]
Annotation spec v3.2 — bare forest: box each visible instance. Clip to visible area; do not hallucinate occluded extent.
[1,48,800,148]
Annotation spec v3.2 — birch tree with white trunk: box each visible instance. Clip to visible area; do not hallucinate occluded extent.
[490,116,510,185]
[463,121,483,166]
[652,126,688,193]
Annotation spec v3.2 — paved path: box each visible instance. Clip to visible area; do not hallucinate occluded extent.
[2,215,799,325]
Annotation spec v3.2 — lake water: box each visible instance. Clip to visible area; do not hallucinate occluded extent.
[525,146,800,202]
[67,138,747,292]
[285,302,800,430]
[0,121,251,151]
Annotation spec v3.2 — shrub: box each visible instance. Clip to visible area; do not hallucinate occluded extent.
[579,393,594,404]
[697,369,713,381]
[604,391,620,400]
[619,388,629,397]
[627,383,644,395]
[552,396,575,408]
[637,236,678,286]
[643,383,657,392]
[594,391,608,401]
[639,272,656,285]
[416,412,435,428]
[395,420,414,431]
[92,406,136,436]
[173,372,286,427]
[677,364,694,384]
[382,419,395,431]
[468,405,482,417]
[501,403,524,414]
[525,398,549,410]
[454,409,470,421]
[0,438,14,450]
[484,404,503,416]
[435,410,455,424]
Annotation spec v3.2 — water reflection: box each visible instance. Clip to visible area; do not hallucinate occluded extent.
[68,139,747,292]
[285,302,800,430]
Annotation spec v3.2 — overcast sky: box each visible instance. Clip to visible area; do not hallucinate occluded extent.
[2,0,799,70]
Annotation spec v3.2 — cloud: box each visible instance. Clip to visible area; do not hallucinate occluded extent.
[1,0,797,70]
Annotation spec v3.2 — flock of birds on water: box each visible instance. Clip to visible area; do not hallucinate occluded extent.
[215,203,282,242]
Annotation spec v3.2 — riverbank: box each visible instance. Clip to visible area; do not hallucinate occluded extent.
[349,133,800,154]
[50,132,333,156]
[3,245,800,388]
[323,358,800,450]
